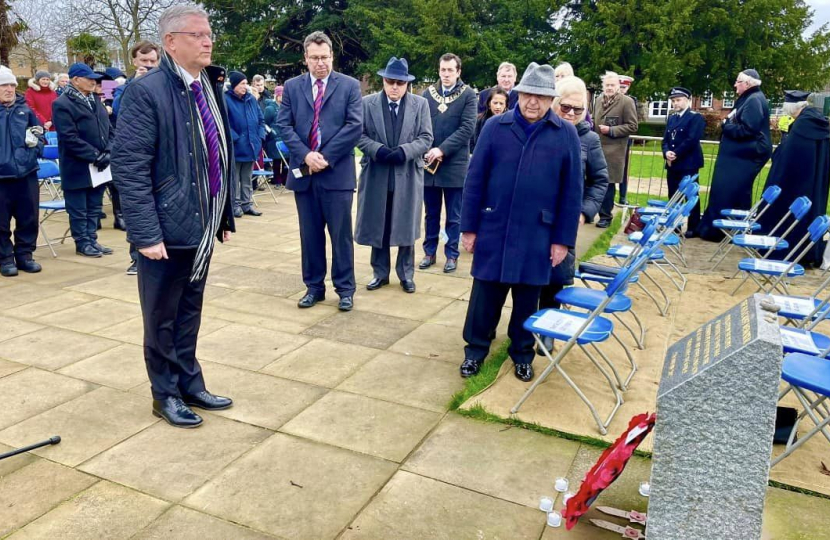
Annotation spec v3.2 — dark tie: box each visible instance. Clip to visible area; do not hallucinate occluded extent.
[309,79,325,151]
[190,81,221,198]
[390,102,398,126]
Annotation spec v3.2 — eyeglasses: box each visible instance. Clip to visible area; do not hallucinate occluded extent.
[308,56,332,64]
[170,31,214,42]
[559,104,585,115]
[384,79,408,87]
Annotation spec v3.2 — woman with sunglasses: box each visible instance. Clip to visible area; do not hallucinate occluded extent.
[537,76,608,349]
[471,88,508,153]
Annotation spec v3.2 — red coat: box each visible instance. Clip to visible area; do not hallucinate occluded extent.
[24,82,57,130]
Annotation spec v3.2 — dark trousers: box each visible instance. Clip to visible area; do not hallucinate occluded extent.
[539,283,565,311]
[423,186,462,260]
[64,185,105,249]
[370,195,414,282]
[667,168,701,231]
[294,180,355,298]
[599,183,616,221]
[137,248,208,401]
[107,182,122,218]
[463,278,541,365]
[0,173,39,264]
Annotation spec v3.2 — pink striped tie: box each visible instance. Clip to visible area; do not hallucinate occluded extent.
[308,79,325,151]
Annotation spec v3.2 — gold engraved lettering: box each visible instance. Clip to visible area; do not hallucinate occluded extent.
[682,338,692,374]
[703,322,712,367]
[668,351,678,377]
[725,313,733,350]
[740,301,751,344]
[692,327,703,374]
[711,318,722,363]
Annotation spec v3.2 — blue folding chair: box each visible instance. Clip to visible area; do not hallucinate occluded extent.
[252,161,278,206]
[512,251,655,434]
[643,174,697,210]
[709,186,782,269]
[37,159,61,199]
[731,215,830,296]
[45,131,58,145]
[729,196,812,269]
[38,198,69,258]
[766,273,830,327]
[42,145,59,160]
[770,352,830,467]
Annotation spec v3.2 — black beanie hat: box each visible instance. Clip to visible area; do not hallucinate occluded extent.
[229,71,247,90]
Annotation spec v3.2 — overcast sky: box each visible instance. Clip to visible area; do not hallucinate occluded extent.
[806,0,830,34]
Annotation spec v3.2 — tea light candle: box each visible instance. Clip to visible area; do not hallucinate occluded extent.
[539,496,554,512]
[547,511,562,527]
[639,481,651,497]
[562,491,575,505]
[554,477,569,492]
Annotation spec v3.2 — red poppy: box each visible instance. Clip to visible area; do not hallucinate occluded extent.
[563,412,656,530]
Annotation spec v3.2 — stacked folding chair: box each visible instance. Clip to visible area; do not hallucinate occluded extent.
[709,185,782,270]
[253,141,290,207]
[731,215,830,296]
[37,159,70,258]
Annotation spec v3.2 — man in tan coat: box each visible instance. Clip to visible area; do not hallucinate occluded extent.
[593,71,638,227]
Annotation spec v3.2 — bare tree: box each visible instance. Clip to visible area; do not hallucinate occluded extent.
[10,0,66,75]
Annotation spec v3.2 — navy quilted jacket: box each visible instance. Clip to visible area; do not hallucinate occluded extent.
[0,95,43,180]
[111,59,235,250]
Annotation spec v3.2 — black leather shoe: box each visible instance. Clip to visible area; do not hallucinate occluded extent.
[401,280,416,293]
[339,296,354,311]
[366,277,389,291]
[298,293,324,308]
[243,208,263,216]
[114,216,127,230]
[94,243,113,255]
[183,390,233,411]
[152,397,203,428]
[126,260,138,275]
[685,230,698,239]
[460,357,482,378]
[233,208,243,218]
[419,255,436,269]
[1,262,18,277]
[596,219,611,229]
[76,245,103,257]
[514,363,534,382]
[16,259,41,273]
[443,258,457,273]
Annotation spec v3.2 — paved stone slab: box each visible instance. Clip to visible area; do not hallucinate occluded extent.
[303,310,419,350]
[352,286,455,321]
[0,387,157,466]
[67,274,141,304]
[337,352,462,412]
[0,442,36,477]
[35,298,141,333]
[19,258,113,287]
[133,505,277,540]
[541,519,620,539]
[203,304,311,334]
[428,300,511,334]
[403,414,581,508]
[0,460,97,537]
[208,290,338,326]
[761,486,830,540]
[0,326,120,371]
[208,265,306,297]
[3,291,99,320]
[185,433,397,540]
[281,391,441,462]
[341,471,544,540]
[0,368,97,430]
[406,272,471,299]
[198,361,326,429]
[0,315,43,343]
[197,324,310,370]
[80,416,270,501]
[389,322,468,363]
[0,358,26,378]
[58,344,149,390]
[93,315,229,346]
[0,283,67,309]
[9,480,169,539]
[261,337,380,388]
[210,245,294,270]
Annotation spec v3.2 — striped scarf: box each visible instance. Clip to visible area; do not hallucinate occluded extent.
[162,52,231,282]
[64,83,97,111]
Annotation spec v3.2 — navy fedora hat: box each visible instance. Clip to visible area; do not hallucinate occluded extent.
[377,57,415,82]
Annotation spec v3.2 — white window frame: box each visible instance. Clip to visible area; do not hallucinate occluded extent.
[722,91,735,109]
[700,91,713,108]
[648,100,670,119]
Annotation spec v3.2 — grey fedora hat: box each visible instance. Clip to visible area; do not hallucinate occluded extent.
[513,62,558,97]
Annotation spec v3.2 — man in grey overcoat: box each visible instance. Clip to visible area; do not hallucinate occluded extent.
[356,57,433,293]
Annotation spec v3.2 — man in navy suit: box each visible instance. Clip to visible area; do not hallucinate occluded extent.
[476,62,519,114]
[661,86,705,236]
[277,31,363,311]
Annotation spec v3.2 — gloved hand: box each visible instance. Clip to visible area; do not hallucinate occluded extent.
[387,147,407,165]
[94,151,111,172]
[375,145,392,163]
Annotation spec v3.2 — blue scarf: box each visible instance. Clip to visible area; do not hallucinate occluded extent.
[513,107,545,139]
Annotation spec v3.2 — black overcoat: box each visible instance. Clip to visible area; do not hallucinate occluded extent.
[422,82,477,188]
[52,89,110,191]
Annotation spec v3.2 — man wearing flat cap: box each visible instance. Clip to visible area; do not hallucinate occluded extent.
[356,57,433,293]
[662,86,704,236]
[697,68,771,240]
[758,90,830,266]
[459,62,583,382]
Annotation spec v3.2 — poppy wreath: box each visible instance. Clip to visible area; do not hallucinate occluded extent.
[563,412,657,530]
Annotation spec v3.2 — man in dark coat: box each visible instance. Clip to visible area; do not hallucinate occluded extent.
[276,31,363,312]
[697,69,772,241]
[759,90,830,266]
[356,57,433,293]
[662,86,705,236]
[53,63,112,258]
[0,66,44,277]
[420,53,478,274]
[459,62,583,382]
[112,5,236,428]
[225,71,266,217]
[477,62,519,113]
